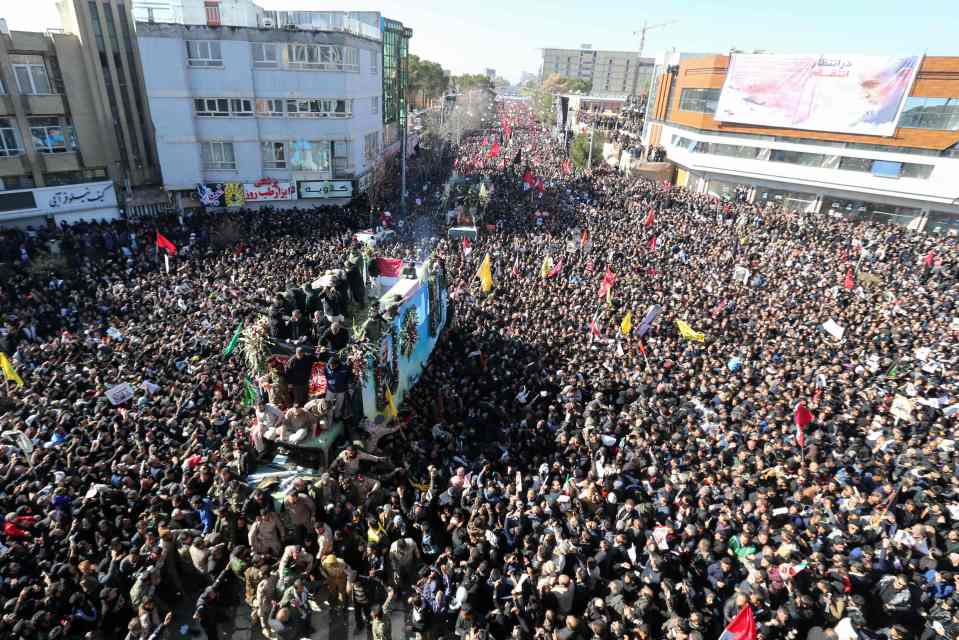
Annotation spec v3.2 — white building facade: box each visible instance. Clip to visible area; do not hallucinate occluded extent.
[136,20,384,207]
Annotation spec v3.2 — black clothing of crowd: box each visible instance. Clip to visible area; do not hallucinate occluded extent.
[0,102,957,640]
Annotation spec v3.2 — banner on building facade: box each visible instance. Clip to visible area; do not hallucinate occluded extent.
[40,181,117,212]
[196,183,225,208]
[715,54,922,137]
[298,180,354,199]
[244,179,297,203]
[224,183,245,207]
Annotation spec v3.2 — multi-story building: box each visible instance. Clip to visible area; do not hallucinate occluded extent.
[132,1,410,207]
[0,20,124,226]
[541,45,654,97]
[643,52,959,232]
[57,0,161,196]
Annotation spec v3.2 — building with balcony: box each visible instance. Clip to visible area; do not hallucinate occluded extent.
[0,21,124,225]
[643,52,959,233]
[132,1,410,207]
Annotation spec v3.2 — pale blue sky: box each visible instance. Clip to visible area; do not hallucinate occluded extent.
[3,0,958,83]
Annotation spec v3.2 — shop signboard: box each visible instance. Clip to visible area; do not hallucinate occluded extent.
[298,180,353,199]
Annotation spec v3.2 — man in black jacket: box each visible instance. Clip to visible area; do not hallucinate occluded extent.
[285,347,317,407]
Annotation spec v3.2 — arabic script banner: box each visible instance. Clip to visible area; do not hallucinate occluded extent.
[715,54,922,137]
[38,181,117,213]
[243,181,297,202]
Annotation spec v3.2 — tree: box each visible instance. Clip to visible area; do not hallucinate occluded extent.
[570,131,605,170]
[525,73,593,124]
[408,54,449,109]
[453,74,493,92]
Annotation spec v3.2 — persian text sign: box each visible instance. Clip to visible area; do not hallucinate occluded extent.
[715,54,922,137]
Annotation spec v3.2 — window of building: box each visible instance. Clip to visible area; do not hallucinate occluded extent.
[371,96,380,115]
[194,98,230,117]
[332,140,351,176]
[261,141,286,169]
[678,88,720,114]
[0,77,5,95]
[13,62,52,95]
[255,98,284,117]
[29,117,76,154]
[0,119,22,157]
[252,43,278,67]
[285,44,359,71]
[286,98,351,118]
[289,140,330,173]
[899,97,959,131]
[194,98,253,117]
[838,156,872,172]
[901,163,934,179]
[186,41,223,67]
[364,131,381,163]
[370,51,378,75]
[769,149,827,167]
[204,1,220,26]
[230,98,253,116]
[871,160,902,178]
[201,141,236,170]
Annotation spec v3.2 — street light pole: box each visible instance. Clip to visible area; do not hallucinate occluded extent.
[587,122,595,167]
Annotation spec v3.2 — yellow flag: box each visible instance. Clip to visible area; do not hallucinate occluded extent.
[675,319,705,342]
[385,386,398,418]
[540,255,553,279]
[0,352,23,387]
[479,183,488,200]
[620,312,633,335]
[477,253,493,293]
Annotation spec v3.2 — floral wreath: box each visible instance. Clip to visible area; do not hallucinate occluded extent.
[400,307,420,359]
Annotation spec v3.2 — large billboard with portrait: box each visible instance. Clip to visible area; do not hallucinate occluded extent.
[714,54,922,137]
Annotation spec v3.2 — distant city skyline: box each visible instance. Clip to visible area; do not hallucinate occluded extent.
[4,0,959,84]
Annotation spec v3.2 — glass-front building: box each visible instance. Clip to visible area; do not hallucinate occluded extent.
[381,17,412,156]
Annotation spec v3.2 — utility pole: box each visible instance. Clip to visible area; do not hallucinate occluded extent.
[587,121,595,168]
[632,19,678,95]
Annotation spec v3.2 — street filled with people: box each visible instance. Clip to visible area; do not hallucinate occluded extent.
[0,101,958,640]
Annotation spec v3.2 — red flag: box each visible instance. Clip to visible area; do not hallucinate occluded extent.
[156,232,177,256]
[644,209,655,227]
[375,257,404,277]
[719,605,757,640]
[462,237,472,255]
[585,259,595,273]
[487,142,501,158]
[511,258,520,278]
[597,267,616,299]
[579,228,589,247]
[562,159,572,175]
[648,235,657,252]
[546,258,564,279]
[522,168,534,186]
[843,268,854,290]
[482,136,489,146]
[795,401,813,448]
[535,178,545,194]
[924,250,935,267]
[638,341,646,356]
[589,313,602,338]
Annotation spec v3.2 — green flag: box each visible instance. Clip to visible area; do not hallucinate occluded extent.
[222,322,243,358]
[242,377,257,407]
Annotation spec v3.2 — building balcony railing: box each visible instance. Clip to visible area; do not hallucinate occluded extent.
[259,11,382,41]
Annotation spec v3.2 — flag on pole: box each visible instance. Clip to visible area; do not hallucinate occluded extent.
[535,177,545,194]
[477,253,494,293]
[675,319,705,342]
[540,255,554,279]
[579,228,589,247]
[843,267,854,290]
[479,183,488,200]
[222,322,244,358]
[718,605,757,640]
[648,234,658,252]
[482,136,489,146]
[462,237,472,256]
[638,340,646,355]
[644,209,655,227]
[156,232,177,256]
[510,257,520,278]
[562,159,572,175]
[513,149,522,165]
[795,401,814,448]
[546,257,564,279]
[0,352,24,387]
[385,386,399,418]
[597,267,616,299]
[487,142,501,158]
[589,310,602,339]
[637,304,662,337]
[620,312,633,335]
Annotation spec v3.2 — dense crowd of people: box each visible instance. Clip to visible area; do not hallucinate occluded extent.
[0,100,957,640]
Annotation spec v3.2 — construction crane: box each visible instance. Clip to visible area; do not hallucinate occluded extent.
[634,19,679,61]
